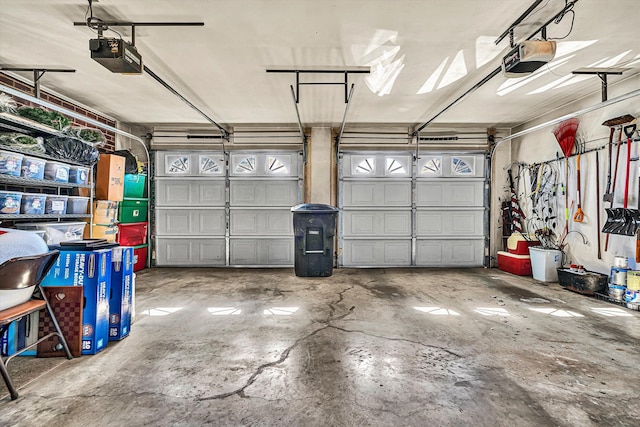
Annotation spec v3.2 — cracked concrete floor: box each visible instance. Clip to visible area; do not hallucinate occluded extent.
[1,267,640,426]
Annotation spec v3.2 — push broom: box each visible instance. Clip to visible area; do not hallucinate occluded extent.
[553,118,579,240]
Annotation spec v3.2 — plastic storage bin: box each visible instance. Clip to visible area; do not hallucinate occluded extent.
[68,166,90,184]
[66,196,89,214]
[529,247,562,282]
[123,174,146,198]
[117,222,148,246]
[118,198,148,223]
[45,194,68,215]
[0,190,22,214]
[20,156,46,180]
[291,204,339,277]
[0,150,23,176]
[16,221,86,245]
[557,268,607,295]
[20,193,47,214]
[130,244,148,272]
[44,161,70,183]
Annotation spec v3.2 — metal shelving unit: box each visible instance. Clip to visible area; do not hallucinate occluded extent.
[0,174,91,189]
[0,112,95,226]
[0,213,90,220]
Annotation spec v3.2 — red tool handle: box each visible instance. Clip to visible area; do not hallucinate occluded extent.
[624,136,632,208]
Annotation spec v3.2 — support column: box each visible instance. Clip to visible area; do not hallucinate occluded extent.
[308,127,332,204]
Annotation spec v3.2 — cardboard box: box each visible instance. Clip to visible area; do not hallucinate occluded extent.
[92,200,119,225]
[109,247,134,340]
[41,249,112,355]
[1,312,40,357]
[96,154,126,201]
[85,222,119,242]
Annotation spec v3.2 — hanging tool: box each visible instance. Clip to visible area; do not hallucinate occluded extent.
[636,163,640,263]
[603,127,624,247]
[603,120,638,235]
[553,118,579,236]
[596,150,602,259]
[506,168,525,234]
[602,115,634,201]
[573,147,584,222]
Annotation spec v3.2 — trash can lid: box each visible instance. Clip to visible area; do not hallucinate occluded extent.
[291,203,339,213]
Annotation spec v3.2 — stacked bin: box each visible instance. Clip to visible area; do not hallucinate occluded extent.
[118,173,148,271]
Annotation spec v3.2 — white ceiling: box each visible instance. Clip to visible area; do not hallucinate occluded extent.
[0,0,638,131]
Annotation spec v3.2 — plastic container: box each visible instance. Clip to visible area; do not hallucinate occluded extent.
[291,204,339,277]
[20,156,46,180]
[608,284,626,302]
[123,174,146,198]
[506,233,540,255]
[117,222,148,246]
[557,268,608,295]
[69,166,90,184]
[0,150,23,176]
[625,271,640,290]
[130,244,148,272]
[497,251,532,276]
[44,161,70,183]
[118,198,148,223]
[44,194,68,215]
[529,247,562,282]
[16,221,87,245]
[66,196,89,214]
[0,190,22,214]
[20,193,47,215]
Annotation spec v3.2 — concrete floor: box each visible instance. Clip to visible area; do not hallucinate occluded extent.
[1,267,639,426]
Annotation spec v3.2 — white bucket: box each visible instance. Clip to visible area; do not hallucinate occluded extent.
[529,247,562,282]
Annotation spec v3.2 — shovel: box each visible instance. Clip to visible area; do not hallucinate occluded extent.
[603,122,638,235]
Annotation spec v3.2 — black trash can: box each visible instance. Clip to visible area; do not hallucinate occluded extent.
[291,203,339,277]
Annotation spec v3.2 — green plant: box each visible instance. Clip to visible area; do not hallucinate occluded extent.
[16,107,70,130]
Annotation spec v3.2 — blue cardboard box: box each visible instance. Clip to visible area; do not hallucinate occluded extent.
[1,312,41,357]
[109,246,133,340]
[1,323,16,356]
[42,249,112,355]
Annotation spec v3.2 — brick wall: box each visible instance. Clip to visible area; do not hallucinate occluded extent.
[0,72,116,152]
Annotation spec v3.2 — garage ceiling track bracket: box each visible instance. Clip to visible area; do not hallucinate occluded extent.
[412,0,580,137]
[334,83,356,164]
[266,67,369,103]
[289,85,308,164]
[571,67,629,102]
[0,66,75,99]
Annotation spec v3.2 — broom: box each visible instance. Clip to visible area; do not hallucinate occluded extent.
[553,118,579,240]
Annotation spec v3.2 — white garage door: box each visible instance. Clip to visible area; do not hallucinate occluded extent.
[154,150,302,267]
[339,151,486,267]
[228,152,301,266]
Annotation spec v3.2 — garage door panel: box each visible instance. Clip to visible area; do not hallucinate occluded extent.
[230,209,293,235]
[343,211,411,236]
[415,239,483,266]
[156,179,226,206]
[416,180,484,207]
[155,238,226,266]
[342,240,411,266]
[156,208,225,235]
[230,238,294,265]
[230,180,298,206]
[416,209,483,236]
[342,181,411,206]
